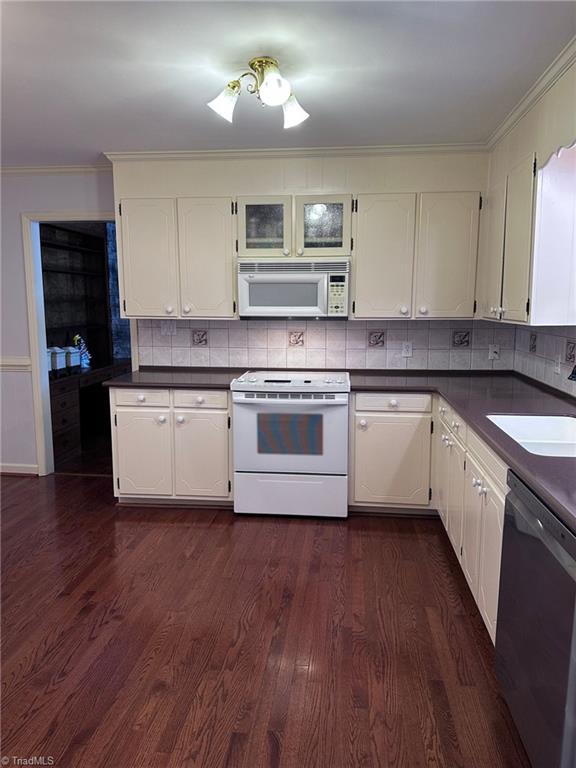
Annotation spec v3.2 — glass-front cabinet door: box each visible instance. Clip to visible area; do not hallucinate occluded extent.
[295,194,352,257]
[237,196,292,257]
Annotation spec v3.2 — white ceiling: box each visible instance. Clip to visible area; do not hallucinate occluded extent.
[2,1,575,167]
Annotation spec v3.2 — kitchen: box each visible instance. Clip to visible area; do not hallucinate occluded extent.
[1,2,576,767]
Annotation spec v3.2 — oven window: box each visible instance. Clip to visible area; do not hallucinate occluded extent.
[257,413,323,455]
[249,282,319,308]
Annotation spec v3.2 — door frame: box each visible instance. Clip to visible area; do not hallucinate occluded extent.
[21,210,137,475]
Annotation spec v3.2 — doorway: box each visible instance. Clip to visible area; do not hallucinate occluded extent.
[41,221,131,475]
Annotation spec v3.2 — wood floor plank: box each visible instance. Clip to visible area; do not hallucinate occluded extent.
[1,475,531,768]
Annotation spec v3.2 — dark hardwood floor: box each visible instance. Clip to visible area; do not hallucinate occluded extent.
[1,474,530,768]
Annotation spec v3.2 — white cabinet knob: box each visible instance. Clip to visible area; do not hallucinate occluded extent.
[158,415,167,424]
[297,248,304,256]
[439,406,446,414]
[441,434,448,443]
[359,419,368,428]
[451,420,460,430]
[499,307,505,316]
[183,305,191,314]
[137,394,146,402]
[196,396,205,404]
[480,485,488,496]
[399,306,409,315]
[419,306,428,315]
[166,306,174,314]
[283,248,290,256]
[389,399,399,407]
[472,478,481,487]
[176,415,184,424]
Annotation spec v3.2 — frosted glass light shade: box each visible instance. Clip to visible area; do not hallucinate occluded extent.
[207,84,240,123]
[259,71,291,106]
[282,94,310,129]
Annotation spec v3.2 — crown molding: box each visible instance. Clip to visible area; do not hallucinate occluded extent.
[487,36,576,149]
[104,143,488,163]
[0,163,111,175]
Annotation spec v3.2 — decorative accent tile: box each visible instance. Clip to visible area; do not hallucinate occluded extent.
[288,330,305,347]
[565,339,576,364]
[529,333,537,353]
[368,330,386,347]
[192,330,208,346]
[452,330,470,348]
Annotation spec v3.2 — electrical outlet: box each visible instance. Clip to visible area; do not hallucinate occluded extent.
[555,354,562,374]
[488,344,500,361]
[401,341,413,358]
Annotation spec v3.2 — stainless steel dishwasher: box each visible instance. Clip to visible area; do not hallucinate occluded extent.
[496,471,576,768]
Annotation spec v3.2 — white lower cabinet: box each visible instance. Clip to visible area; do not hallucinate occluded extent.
[111,388,231,501]
[116,409,173,496]
[352,395,432,507]
[174,409,229,497]
[432,397,507,643]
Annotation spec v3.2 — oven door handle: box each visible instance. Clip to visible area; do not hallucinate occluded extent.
[233,397,348,407]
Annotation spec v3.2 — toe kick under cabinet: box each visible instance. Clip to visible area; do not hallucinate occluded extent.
[109,388,232,503]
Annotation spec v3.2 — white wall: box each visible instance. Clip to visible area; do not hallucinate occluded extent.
[0,169,114,469]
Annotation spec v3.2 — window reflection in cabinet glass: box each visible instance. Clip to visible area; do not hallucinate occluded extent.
[245,204,284,249]
[303,202,344,248]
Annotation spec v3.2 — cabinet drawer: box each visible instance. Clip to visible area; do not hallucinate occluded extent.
[467,428,508,491]
[114,389,170,407]
[53,425,81,460]
[51,389,79,414]
[173,390,228,409]
[52,405,80,435]
[355,393,431,412]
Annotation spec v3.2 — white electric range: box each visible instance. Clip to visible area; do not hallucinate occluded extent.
[231,371,351,518]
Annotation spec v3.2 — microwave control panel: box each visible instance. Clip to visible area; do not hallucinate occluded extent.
[328,275,349,316]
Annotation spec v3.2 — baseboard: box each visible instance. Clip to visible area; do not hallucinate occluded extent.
[1,463,39,475]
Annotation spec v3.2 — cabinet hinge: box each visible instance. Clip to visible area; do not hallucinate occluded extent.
[460,545,463,557]
[429,487,432,501]
[117,477,120,489]
[235,201,238,214]
[123,299,126,312]
[479,195,483,211]
[533,157,537,176]
[233,300,236,314]
[350,236,354,251]
[228,479,232,492]
[352,198,358,213]
[473,299,477,314]
[114,414,117,426]
[231,200,234,215]
[464,459,467,471]
[352,300,356,315]
[228,415,231,429]
[430,420,434,434]
[235,239,238,253]
[118,202,122,216]
[526,298,530,315]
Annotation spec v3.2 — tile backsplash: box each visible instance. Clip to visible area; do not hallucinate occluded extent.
[137,318,576,397]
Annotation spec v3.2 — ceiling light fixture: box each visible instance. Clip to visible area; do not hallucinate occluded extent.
[207,56,309,129]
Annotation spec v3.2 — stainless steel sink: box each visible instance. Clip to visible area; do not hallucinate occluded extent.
[487,414,576,457]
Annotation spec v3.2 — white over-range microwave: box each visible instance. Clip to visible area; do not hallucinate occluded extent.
[237,258,350,318]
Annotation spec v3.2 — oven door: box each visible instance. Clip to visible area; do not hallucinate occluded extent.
[237,272,328,317]
[232,392,348,475]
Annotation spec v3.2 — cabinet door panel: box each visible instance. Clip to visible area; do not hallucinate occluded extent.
[462,454,484,597]
[434,427,450,528]
[178,197,235,317]
[116,409,172,495]
[414,192,480,317]
[174,410,229,497]
[120,198,179,317]
[478,484,505,643]
[295,195,352,257]
[354,194,416,318]
[354,413,431,505]
[237,196,292,257]
[446,439,466,555]
[476,181,506,319]
[502,154,535,323]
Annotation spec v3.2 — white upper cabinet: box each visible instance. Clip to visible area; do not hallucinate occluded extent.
[476,181,506,320]
[295,195,352,257]
[119,198,179,317]
[353,193,416,318]
[237,196,292,257]
[178,197,235,318]
[414,192,480,318]
[501,153,536,323]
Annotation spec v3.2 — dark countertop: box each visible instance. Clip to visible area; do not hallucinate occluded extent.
[105,367,576,533]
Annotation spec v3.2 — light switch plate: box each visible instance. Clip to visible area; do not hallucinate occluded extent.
[401,342,413,358]
[488,344,500,360]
